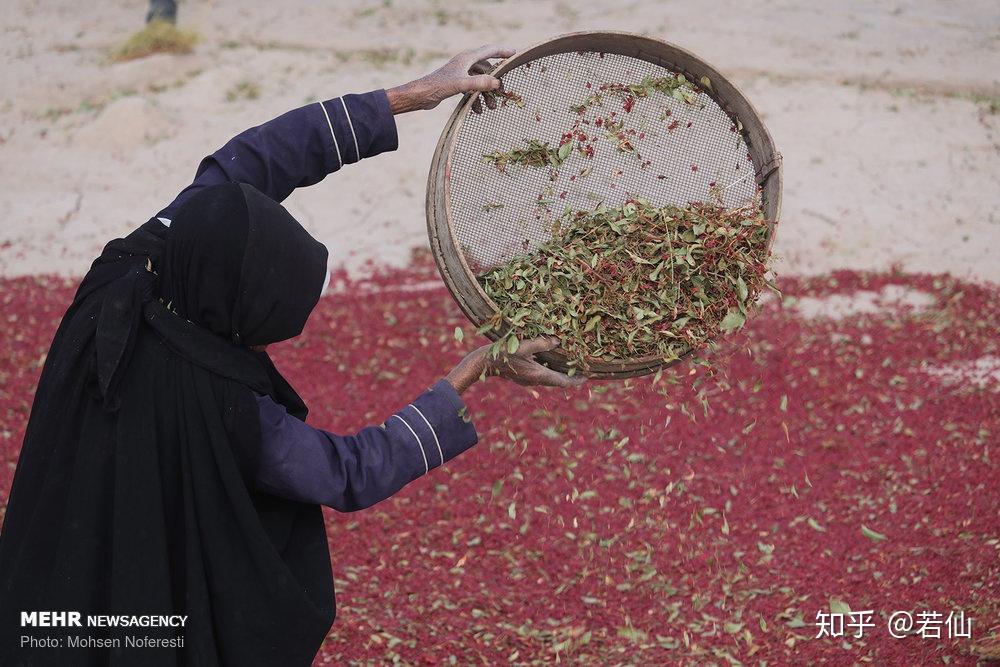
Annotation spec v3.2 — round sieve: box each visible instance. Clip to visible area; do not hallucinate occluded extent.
[427,32,781,378]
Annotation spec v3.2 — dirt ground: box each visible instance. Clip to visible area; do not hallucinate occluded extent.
[1,0,998,282]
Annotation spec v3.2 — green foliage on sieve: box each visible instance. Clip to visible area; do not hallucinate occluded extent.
[478,198,774,370]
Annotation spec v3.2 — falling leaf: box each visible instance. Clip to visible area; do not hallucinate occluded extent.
[860,524,887,541]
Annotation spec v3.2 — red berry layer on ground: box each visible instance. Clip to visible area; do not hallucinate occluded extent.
[1,263,997,665]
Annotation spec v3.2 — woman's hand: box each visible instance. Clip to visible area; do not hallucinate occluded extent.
[445,337,585,394]
[386,44,516,115]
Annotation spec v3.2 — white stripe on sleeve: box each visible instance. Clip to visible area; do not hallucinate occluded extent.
[339,97,361,163]
[390,414,428,474]
[407,405,443,467]
[318,100,343,169]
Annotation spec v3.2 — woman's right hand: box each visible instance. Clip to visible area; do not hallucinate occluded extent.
[385,44,516,114]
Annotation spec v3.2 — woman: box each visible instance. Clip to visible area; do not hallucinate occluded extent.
[0,45,581,665]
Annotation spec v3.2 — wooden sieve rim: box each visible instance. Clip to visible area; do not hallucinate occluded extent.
[427,30,782,379]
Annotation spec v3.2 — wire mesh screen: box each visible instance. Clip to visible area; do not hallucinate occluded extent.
[445,50,759,274]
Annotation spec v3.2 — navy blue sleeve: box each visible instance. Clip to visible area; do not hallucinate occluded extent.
[253,380,477,511]
[156,89,398,221]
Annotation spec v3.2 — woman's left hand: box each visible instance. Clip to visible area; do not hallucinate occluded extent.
[445,337,585,394]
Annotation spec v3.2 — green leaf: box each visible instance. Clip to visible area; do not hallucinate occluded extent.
[454,326,464,343]
[785,612,807,628]
[829,598,852,615]
[505,335,520,354]
[616,626,648,643]
[860,524,887,542]
[557,141,572,161]
[583,314,602,332]
[719,308,746,332]
[736,276,749,302]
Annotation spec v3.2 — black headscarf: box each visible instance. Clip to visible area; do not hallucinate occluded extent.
[0,183,335,666]
[160,183,329,347]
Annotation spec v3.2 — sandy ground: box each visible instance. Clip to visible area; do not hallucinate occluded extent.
[1,0,998,282]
